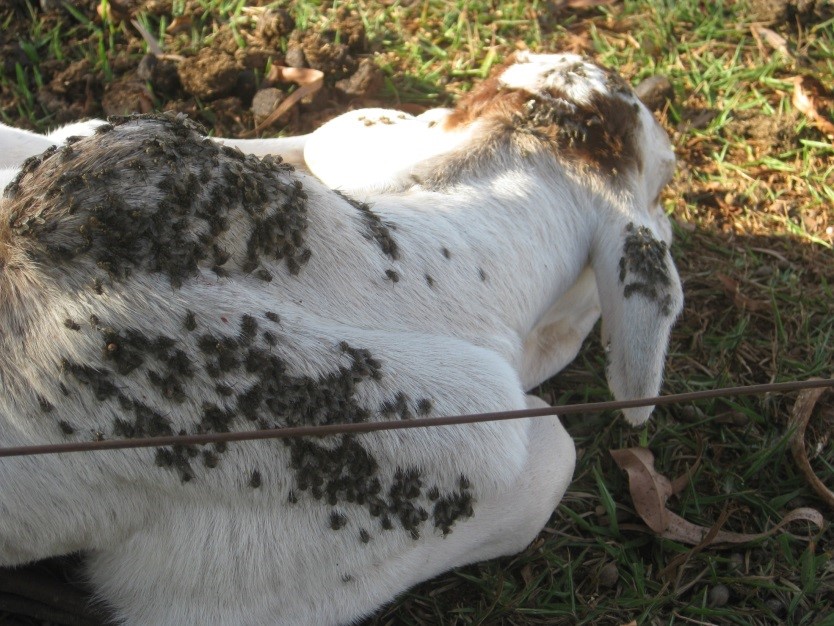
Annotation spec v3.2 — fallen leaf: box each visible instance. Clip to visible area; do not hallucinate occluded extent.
[750,24,792,58]
[561,30,594,54]
[242,67,324,137]
[166,15,193,35]
[520,564,534,586]
[790,385,834,510]
[611,446,825,547]
[791,75,834,137]
[661,505,823,546]
[716,273,769,312]
[609,447,671,533]
[658,507,731,582]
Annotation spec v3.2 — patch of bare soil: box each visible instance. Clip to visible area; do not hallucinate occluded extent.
[723,109,800,155]
[749,0,834,26]
[0,2,385,136]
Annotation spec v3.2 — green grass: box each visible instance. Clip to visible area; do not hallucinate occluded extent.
[1,0,833,624]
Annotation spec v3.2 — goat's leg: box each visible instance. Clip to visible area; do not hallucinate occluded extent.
[82,395,574,626]
[520,266,601,390]
[0,451,150,566]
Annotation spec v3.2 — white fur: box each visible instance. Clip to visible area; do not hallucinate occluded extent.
[205,57,680,419]
[0,53,681,625]
[499,51,610,106]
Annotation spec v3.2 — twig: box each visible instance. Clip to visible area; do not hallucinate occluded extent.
[0,379,832,459]
[131,19,164,56]
[240,67,324,138]
[789,385,834,510]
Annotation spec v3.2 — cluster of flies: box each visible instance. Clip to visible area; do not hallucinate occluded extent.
[4,113,477,542]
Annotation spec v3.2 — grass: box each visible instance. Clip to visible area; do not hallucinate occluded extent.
[1,0,833,624]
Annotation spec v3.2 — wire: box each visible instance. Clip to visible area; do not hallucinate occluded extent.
[0,378,831,459]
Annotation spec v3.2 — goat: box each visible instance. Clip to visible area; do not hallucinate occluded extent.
[220,52,679,399]
[0,52,682,625]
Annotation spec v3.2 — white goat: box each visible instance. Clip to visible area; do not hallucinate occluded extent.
[0,53,681,625]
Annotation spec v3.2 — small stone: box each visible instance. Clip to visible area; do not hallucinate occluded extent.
[728,552,744,572]
[708,584,730,607]
[285,47,306,68]
[764,597,786,617]
[678,405,705,422]
[335,58,384,99]
[634,75,674,112]
[252,88,291,126]
[598,562,619,588]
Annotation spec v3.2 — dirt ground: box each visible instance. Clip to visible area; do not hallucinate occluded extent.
[1,0,388,136]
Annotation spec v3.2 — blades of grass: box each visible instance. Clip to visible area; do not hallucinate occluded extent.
[592,464,620,537]
[61,1,94,27]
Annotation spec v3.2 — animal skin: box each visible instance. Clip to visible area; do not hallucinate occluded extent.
[0,53,682,625]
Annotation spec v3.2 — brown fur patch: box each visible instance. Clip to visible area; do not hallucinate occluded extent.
[443,58,643,179]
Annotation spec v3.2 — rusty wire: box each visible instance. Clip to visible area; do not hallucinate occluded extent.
[1,379,831,459]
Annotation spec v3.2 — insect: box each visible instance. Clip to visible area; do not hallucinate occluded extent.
[184,310,197,331]
[64,318,81,331]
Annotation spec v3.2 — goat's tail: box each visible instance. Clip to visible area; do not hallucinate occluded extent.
[591,217,683,425]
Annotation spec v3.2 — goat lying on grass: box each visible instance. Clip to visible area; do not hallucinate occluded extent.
[0,53,682,625]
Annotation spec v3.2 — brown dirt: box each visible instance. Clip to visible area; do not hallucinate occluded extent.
[723,109,800,155]
[749,0,834,26]
[177,47,240,100]
[0,2,380,136]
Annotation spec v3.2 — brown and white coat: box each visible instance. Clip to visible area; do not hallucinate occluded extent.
[0,52,681,625]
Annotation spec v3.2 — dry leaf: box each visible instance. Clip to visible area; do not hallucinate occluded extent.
[609,447,671,533]
[166,15,193,35]
[661,505,823,546]
[750,24,792,58]
[790,386,834,510]
[611,446,825,546]
[792,75,834,137]
[520,564,534,586]
[242,67,324,137]
[716,273,769,312]
[562,30,594,54]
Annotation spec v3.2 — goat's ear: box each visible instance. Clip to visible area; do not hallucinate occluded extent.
[0,124,55,169]
[215,135,310,166]
[590,219,683,425]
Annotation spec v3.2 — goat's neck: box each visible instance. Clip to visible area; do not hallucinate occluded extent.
[378,161,600,339]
